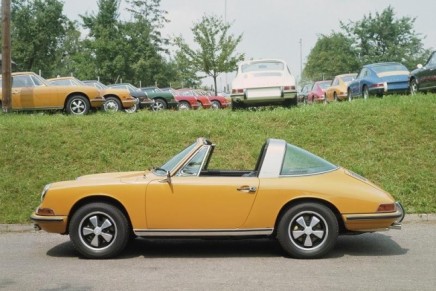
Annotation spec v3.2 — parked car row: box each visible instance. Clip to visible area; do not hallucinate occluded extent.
[0,72,231,115]
[298,51,436,104]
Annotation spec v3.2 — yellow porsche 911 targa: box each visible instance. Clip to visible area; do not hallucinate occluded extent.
[31,138,404,259]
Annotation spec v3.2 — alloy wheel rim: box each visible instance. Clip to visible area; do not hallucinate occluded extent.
[78,211,117,251]
[71,100,86,114]
[104,100,119,112]
[288,211,328,251]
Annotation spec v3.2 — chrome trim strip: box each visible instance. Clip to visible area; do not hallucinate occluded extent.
[345,211,402,221]
[133,228,274,237]
[30,214,65,222]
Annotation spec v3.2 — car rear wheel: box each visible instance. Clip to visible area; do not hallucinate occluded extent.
[69,202,130,259]
[277,202,338,259]
[66,95,90,115]
[152,98,167,111]
[178,101,191,110]
[103,97,121,113]
[362,86,369,100]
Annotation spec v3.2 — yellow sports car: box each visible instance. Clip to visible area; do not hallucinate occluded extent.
[0,72,105,115]
[31,138,404,259]
[47,77,137,113]
[324,73,357,102]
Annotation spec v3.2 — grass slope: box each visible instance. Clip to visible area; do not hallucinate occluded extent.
[0,94,435,223]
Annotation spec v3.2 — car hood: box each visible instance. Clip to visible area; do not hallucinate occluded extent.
[76,171,146,182]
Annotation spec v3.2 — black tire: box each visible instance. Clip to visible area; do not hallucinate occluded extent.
[347,89,353,102]
[103,96,122,113]
[69,202,130,259]
[152,98,167,111]
[362,85,369,100]
[124,99,138,113]
[323,93,328,104]
[211,100,221,109]
[66,95,90,115]
[277,202,338,259]
[410,79,418,95]
[177,101,191,110]
[333,92,338,101]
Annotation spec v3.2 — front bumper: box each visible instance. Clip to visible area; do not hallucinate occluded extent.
[30,212,68,234]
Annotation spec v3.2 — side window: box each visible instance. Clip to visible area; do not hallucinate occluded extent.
[12,76,33,88]
[177,146,209,177]
[427,53,436,67]
[30,75,44,86]
[357,69,365,79]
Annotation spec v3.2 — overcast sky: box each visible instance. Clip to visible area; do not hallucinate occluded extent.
[64,0,435,89]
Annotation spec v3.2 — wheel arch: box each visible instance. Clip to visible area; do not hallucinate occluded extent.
[104,94,121,102]
[273,197,345,236]
[67,195,133,235]
[64,92,89,107]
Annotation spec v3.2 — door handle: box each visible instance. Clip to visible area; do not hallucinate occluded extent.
[237,185,257,193]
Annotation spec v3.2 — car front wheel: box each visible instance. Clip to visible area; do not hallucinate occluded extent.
[178,101,191,110]
[69,202,130,259]
[277,202,338,259]
[410,79,418,95]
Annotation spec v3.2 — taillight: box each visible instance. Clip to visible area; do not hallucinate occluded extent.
[283,86,296,91]
[232,89,244,94]
[370,83,384,88]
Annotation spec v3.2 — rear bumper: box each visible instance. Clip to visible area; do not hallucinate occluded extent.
[90,97,105,108]
[343,202,405,231]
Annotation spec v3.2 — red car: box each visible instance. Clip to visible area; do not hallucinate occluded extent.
[174,89,212,109]
[174,95,199,110]
[197,90,231,109]
[306,80,332,104]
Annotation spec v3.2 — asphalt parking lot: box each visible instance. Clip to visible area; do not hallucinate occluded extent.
[1,214,435,290]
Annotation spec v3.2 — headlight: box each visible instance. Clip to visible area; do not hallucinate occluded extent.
[41,184,50,202]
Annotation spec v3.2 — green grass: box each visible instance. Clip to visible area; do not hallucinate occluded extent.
[0,94,435,223]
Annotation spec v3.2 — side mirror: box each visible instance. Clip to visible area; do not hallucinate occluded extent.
[157,170,172,184]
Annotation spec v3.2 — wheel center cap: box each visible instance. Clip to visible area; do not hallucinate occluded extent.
[304,227,312,235]
[94,227,102,235]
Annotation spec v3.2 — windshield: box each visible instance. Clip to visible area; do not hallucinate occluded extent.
[280,144,338,176]
[155,142,197,175]
[372,63,408,73]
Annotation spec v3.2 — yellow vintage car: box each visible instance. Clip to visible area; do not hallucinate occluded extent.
[0,72,105,114]
[31,138,404,259]
[324,73,357,102]
[47,77,137,113]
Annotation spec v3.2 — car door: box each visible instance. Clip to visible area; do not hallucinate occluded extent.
[146,176,259,229]
[11,75,35,109]
[421,52,436,90]
[145,146,259,229]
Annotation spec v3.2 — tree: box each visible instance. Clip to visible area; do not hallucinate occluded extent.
[304,33,359,81]
[340,6,429,69]
[81,0,126,83]
[122,0,170,86]
[174,15,244,94]
[10,0,69,76]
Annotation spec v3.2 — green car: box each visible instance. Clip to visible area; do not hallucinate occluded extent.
[140,87,178,111]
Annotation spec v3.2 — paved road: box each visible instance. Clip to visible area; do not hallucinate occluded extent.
[1,217,435,291]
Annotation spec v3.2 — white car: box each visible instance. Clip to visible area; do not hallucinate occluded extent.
[231,59,297,108]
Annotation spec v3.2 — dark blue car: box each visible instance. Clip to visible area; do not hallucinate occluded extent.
[347,62,410,100]
[409,51,436,94]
